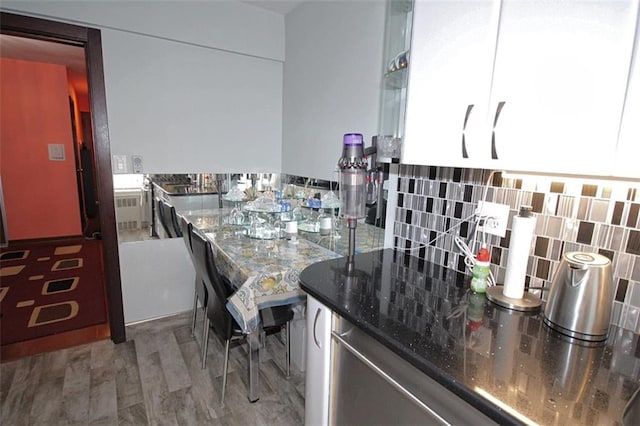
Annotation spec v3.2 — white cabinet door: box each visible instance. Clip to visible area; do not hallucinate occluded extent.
[487,0,637,175]
[616,14,640,179]
[403,0,501,167]
[304,295,332,426]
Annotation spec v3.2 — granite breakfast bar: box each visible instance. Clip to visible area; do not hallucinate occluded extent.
[177,207,383,401]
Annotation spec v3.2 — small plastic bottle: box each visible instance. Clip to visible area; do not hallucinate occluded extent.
[470,245,491,293]
[319,211,332,236]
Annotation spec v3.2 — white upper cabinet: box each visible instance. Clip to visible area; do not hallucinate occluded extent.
[402,0,639,177]
[616,11,640,179]
[403,0,501,167]
[488,0,637,175]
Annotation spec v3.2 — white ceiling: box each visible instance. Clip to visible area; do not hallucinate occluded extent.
[239,0,305,15]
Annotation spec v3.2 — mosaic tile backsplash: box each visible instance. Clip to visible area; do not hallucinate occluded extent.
[393,165,640,333]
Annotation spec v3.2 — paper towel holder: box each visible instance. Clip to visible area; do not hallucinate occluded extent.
[486,205,542,312]
[486,284,542,312]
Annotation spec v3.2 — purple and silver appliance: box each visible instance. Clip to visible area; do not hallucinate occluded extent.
[338,133,368,268]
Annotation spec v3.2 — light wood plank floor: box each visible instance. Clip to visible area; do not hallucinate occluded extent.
[1,311,306,425]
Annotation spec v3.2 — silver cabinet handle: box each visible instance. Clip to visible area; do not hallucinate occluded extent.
[491,101,505,160]
[461,104,474,159]
[313,308,322,348]
[331,331,451,426]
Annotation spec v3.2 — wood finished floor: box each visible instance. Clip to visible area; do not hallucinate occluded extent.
[0,311,305,425]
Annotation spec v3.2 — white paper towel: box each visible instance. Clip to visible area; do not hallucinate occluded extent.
[503,207,536,299]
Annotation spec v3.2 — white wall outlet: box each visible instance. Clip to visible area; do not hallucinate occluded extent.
[476,201,510,238]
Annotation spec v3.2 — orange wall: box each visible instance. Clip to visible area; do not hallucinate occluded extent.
[1,57,82,240]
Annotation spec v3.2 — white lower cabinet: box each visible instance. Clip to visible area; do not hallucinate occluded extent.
[304,296,332,426]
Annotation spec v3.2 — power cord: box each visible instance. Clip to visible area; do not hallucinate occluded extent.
[455,170,499,287]
[454,235,497,287]
[393,211,477,252]
[394,169,499,289]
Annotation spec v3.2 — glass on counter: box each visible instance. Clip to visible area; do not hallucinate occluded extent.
[246,219,284,240]
[321,190,341,209]
[222,185,247,202]
[227,208,246,226]
[279,207,304,222]
[299,219,320,233]
[244,193,281,213]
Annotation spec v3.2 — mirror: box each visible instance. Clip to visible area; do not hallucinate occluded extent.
[113,172,387,245]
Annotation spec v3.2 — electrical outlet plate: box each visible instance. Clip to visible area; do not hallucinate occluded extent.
[476,201,510,237]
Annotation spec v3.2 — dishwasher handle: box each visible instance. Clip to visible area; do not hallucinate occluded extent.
[332,331,452,426]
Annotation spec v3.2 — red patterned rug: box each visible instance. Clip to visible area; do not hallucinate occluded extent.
[0,239,108,345]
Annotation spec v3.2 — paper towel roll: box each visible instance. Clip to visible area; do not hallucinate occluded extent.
[503,206,536,299]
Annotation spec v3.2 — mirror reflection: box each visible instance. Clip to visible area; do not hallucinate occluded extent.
[113,172,389,247]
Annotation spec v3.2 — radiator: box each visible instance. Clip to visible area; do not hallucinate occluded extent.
[115,190,143,230]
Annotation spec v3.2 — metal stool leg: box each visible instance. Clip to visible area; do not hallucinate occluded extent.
[190,290,198,336]
[201,316,210,369]
[286,321,291,379]
[221,339,231,406]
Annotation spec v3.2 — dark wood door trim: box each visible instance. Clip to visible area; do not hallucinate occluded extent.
[1,12,126,343]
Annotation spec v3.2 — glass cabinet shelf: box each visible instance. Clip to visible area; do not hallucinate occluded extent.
[379,0,413,139]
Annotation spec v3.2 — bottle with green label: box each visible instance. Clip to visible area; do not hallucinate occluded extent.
[470,245,491,293]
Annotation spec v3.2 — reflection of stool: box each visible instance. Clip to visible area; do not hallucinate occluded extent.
[158,200,182,238]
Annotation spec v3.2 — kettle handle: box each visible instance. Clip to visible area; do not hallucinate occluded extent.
[568,266,589,287]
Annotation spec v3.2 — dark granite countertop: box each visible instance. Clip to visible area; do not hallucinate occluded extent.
[299,248,640,425]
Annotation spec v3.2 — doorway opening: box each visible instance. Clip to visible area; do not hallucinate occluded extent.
[0,12,125,360]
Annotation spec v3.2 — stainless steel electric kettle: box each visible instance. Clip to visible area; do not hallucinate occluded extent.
[543,252,614,342]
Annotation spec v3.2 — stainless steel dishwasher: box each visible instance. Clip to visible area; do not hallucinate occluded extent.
[330,318,497,425]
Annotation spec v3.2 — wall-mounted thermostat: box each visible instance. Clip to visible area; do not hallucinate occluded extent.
[131,155,144,174]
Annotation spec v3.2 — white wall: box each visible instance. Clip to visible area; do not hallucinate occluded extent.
[119,238,195,324]
[2,0,285,174]
[101,30,283,173]
[282,0,386,181]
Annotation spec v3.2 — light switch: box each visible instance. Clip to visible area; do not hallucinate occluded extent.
[112,155,128,174]
[48,144,65,161]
